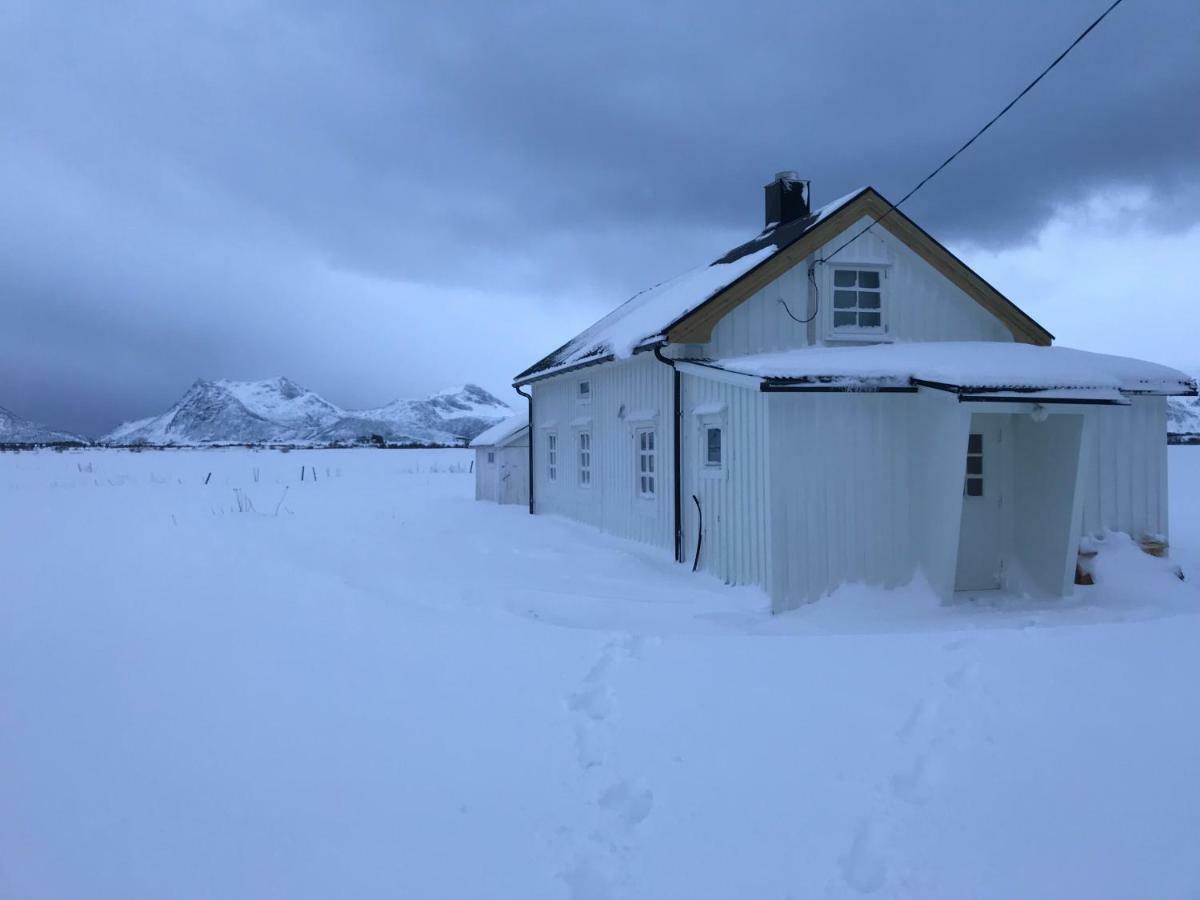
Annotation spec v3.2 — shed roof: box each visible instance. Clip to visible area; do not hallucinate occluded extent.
[469,411,529,448]
[700,343,1197,397]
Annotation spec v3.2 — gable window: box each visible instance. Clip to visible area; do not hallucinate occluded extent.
[636,428,656,498]
[705,427,722,467]
[964,432,983,497]
[547,433,558,482]
[578,431,592,487]
[832,268,883,331]
[578,380,591,403]
[487,451,495,464]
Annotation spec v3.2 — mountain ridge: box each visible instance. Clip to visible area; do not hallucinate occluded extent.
[101,379,510,447]
[0,406,87,445]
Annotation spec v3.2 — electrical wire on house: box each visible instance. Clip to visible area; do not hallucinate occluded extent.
[816,0,1129,267]
[778,265,822,324]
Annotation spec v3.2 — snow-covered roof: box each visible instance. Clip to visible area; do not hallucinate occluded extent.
[514,189,872,384]
[469,410,529,448]
[703,343,1197,397]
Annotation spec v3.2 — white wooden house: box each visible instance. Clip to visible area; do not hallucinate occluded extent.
[512,174,1197,611]
[470,413,529,506]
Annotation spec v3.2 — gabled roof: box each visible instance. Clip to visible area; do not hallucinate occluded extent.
[469,411,529,448]
[514,188,1054,386]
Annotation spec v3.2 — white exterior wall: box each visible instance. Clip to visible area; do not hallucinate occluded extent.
[473,435,529,505]
[765,391,962,610]
[679,373,771,588]
[530,354,674,553]
[703,216,1012,359]
[474,447,496,501]
[1079,396,1169,541]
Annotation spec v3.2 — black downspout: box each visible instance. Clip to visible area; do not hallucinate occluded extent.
[515,384,534,515]
[652,344,683,563]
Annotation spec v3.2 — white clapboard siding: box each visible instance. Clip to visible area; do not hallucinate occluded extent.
[530,353,674,553]
[703,216,1012,359]
[679,374,771,587]
[1079,396,1169,541]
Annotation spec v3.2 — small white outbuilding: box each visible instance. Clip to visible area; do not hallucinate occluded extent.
[470,412,529,506]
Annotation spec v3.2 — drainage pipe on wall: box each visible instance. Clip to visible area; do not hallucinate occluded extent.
[652,344,683,563]
[515,384,534,515]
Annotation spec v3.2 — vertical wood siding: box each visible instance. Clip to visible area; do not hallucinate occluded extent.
[474,448,494,502]
[1079,396,1169,541]
[703,216,1011,360]
[679,374,771,587]
[530,355,674,554]
[766,391,932,610]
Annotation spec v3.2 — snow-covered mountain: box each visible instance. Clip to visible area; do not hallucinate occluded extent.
[1168,393,1200,437]
[0,405,86,445]
[101,378,510,446]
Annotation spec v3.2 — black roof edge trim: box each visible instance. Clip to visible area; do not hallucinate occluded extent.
[957,394,1125,406]
[512,341,665,388]
[760,383,918,393]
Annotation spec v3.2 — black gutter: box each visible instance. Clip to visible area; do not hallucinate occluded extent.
[958,394,1126,406]
[514,384,534,515]
[514,353,615,388]
[652,344,684,564]
[761,382,917,393]
[911,377,1129,405]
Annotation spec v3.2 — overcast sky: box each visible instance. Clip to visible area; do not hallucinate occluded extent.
[2,0,1197,436]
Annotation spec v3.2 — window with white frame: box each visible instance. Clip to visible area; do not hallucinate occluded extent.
[636,428,656,498]
[487,451,495,464]
[578,431,591,487]
[832,268,883,331]
[546,433,558,482]
[704,426,722,467]
[578,380,591,403]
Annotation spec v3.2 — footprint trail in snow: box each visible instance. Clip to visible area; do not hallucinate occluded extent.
[558,634,654,900]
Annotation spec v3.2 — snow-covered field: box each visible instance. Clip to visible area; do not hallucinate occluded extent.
[2,447,1199,899]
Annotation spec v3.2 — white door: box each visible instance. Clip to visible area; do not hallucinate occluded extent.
[955,417,1007,591]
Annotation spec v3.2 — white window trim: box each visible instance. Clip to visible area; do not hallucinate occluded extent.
[577,379,592,405]
[694,407,727,480]
[546,432,558,483]
[577,430,592,489]
[487,450,495,464]
[825,262,890,341]
[635,426,657,500]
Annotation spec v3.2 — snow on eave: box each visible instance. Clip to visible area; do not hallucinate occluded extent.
[708,343,1197,397]
[469,411,529,448]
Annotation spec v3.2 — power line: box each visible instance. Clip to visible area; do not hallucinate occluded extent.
[818,0,1129,266]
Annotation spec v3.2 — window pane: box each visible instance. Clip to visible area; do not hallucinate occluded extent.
[706,427,721,465]
[648,455,654,473]
[834,270,856,287]
[966,477,983,497]
[966,455,983,475]
[858,290,881,309]
[834,311,857,328]
[833,290,857,309]
[859,312,882,328]
[968,433,983,454]
[647,432,654,450]
[858,270,880,289]
[579,381,590,395]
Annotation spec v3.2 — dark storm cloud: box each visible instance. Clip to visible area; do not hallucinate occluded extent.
[1,0,1197,434]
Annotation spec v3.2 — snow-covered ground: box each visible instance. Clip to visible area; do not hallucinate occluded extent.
[2,447,1199,898]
